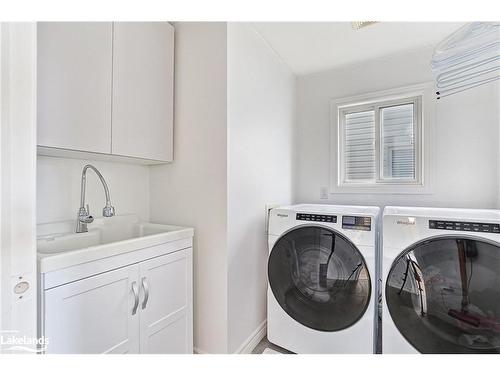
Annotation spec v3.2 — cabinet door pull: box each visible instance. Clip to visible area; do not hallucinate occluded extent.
[141,277,149,310]
[131,281,139,315]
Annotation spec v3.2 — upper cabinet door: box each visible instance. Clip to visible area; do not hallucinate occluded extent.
[37,22,113,153]
[112,22,174,162]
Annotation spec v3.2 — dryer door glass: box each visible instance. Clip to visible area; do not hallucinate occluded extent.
[268,226,371,332]
[386,236,500,353]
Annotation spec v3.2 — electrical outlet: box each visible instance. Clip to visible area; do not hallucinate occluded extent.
[320,186,329,199]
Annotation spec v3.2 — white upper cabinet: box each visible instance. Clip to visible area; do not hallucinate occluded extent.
[36,22,174,163]
[112,22,174,162]
[37,22,113,153]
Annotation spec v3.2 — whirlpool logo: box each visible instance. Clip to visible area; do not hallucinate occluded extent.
[396,217,416,226]
[276,213,289,218]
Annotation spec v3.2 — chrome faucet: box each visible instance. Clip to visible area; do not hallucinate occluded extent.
[76,164,115,233]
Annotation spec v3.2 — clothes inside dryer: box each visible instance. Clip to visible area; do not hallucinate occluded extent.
[386,236,500,353]
[268,226,371,332]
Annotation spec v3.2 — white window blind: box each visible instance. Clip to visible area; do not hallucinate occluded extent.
[339,96,421,186]
[380,103,415,179]
[344,110,375,181]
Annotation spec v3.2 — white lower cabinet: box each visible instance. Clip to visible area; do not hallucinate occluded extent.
[139,251,192,354]
[42,248,192,354]
[44,264,140,354]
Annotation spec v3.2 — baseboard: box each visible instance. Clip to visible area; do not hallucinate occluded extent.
[234,320,267,354]
[194,320,267,354]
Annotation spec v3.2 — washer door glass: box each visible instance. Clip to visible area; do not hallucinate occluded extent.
[386,236,500,353]
[268,226,371,332]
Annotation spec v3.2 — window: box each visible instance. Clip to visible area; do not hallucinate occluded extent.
[332,84,431,193]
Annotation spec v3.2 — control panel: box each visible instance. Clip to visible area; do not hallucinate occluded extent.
[429,220,500,233]
[342,216,371,231]
[296,213,336,223]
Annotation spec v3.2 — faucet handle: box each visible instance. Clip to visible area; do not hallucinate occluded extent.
[86,204,94,221]
[77,205,94,224]
[103,205,115,218]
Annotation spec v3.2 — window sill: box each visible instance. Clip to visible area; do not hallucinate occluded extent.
[330,183,433,195]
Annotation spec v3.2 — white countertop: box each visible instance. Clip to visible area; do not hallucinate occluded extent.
[38,215,194,274]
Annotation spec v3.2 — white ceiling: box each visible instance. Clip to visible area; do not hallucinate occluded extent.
[251,22,466,75]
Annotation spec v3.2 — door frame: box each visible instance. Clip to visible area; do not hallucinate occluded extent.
[0,22,37,352]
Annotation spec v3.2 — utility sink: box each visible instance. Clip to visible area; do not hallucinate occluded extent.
[38,216,178,254]
[37,215,194,273]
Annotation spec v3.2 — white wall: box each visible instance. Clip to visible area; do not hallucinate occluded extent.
[148,22,296,354]
[37,156,149,224]
[227,23,295,353]
[149,23,229,354]
[295,47,500,209]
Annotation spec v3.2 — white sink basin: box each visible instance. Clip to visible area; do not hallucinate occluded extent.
[38,229,101,254]
[37,215,194,273]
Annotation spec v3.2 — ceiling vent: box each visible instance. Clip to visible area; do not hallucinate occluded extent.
[351,22,378,30]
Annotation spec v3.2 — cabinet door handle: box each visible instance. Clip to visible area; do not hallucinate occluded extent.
[141,277,149,310]
[131,281,139,315]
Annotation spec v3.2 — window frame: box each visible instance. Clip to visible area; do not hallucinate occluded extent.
[330,83,434,195]
[339,96,421,185]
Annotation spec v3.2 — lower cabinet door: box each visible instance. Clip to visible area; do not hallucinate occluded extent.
[44,265,140,354]
[138,249,192,353]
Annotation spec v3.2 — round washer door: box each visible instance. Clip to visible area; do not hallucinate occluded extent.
[268,225,371,332]
[386,236,500,353]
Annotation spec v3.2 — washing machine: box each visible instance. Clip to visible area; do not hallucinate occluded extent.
[382,206,500,354]
[267,204,380,353]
